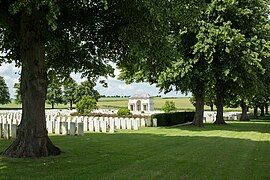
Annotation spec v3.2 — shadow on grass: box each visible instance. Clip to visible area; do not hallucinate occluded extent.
[0,131,270,180]
[160,120,270,134]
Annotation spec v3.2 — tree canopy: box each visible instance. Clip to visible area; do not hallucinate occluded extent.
[0,76,10,105]
[0,0,162,157]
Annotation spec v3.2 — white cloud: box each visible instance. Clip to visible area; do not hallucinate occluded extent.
[0,62,20,98]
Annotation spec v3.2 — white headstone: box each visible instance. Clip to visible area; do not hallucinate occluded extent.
[109,118,115,133]
[55,121,61,134]
[89,119,94,132]
[83,117,89,131]
[126,118,132,130]
[78,122,84,136]
[153,118,157,127]
[11,124,17,139]
[101,120,107,133]
[70,122,76,135]
[61,122,68,135]
[94,119,100,132]
[141,118,146,127]
[133,119,138,130]
[146,118,152,127]
[0,123,3,138]
[121,118,126,129]
[115,117,121,129]
[48,120,54,134]
[4,123,10,139]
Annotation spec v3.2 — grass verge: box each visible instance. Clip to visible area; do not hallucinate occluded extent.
[1,120,269,179]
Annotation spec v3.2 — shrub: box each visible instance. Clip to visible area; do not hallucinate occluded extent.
[76,95,97,114]
[117,108,131,116]
[151,112,194,126]
[162,100,177,113]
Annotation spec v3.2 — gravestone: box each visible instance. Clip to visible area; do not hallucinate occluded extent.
[61,122,68,135]
[70,122,76,135]
[121,118,126,129]
[141,118,146,127]
[0,123,2,138]
[126,118,132,130]
[89,119,94,132]
[55,120,61,134]
[115,117,121,129]
[78,122,84,136]
[153,118,157,127]
[84,117,89,131]
[11,124,17,139]
[133,119,139,130]
[101,120,107,133]
[94,119,100,132]
[48,120,54,134]
[4,123,10,139]
[146,118,152,127]
[109,118,115,133]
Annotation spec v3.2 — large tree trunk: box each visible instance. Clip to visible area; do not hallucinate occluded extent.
[3,10,61,158]
[240,100,249,121]
[70,101,73,110]
[265,104,269,115]
[260,105,265,116]
[192,82,205,127]
[254,106,259,119]
[210,104,214,111]
[52,102,55,109]
[214,80,226,124]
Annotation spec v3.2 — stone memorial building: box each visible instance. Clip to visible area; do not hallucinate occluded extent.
[128,93,154,112]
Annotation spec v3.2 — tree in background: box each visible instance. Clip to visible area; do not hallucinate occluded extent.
[194,0,270,124]
[76,95,97,114]
[162,101,177,113]
[13,83,21,104]
[0,76,10,105]
[63,77,78,110]
[75,80,100,103]
[46,77,63,109]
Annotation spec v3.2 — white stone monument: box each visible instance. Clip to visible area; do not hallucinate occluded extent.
[128,93,154,112]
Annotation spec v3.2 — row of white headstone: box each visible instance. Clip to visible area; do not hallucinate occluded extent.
[0,113,158,139]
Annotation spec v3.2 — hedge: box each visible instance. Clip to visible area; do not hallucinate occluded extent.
[151,111,194,126]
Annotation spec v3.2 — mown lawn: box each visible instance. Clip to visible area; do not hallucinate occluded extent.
[1,120,269,179]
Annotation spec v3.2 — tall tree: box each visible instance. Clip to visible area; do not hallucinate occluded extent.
[118,0,208,127]
[75,80,100,102]
[62,77,78,110]
[0,76,10,104]
[0,0,145,157]
[46,76,63,109]
[13,82,22,104]
[194,0,270,124]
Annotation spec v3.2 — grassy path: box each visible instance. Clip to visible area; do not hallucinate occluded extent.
[0,120,269,179]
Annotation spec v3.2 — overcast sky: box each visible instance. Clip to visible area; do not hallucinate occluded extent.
[0,62,190,98]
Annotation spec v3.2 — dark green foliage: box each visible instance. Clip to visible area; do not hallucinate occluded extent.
[13,83,21,104]
[117,108,131,116]
[0,76,10,105]
[75,80,100,103]
[76,95,97,114]
[152,112,194,126]
[162,100,177,113]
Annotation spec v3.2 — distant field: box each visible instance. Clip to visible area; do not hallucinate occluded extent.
[0,97,241,111]
[97,97,241,111]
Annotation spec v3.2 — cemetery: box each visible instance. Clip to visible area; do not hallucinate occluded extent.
[1,0,270,179]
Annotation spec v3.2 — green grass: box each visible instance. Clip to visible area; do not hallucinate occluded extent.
[97,97,241,111]
[1,120,270,179]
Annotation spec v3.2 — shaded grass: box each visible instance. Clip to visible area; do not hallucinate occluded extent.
[1,120,269,179]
